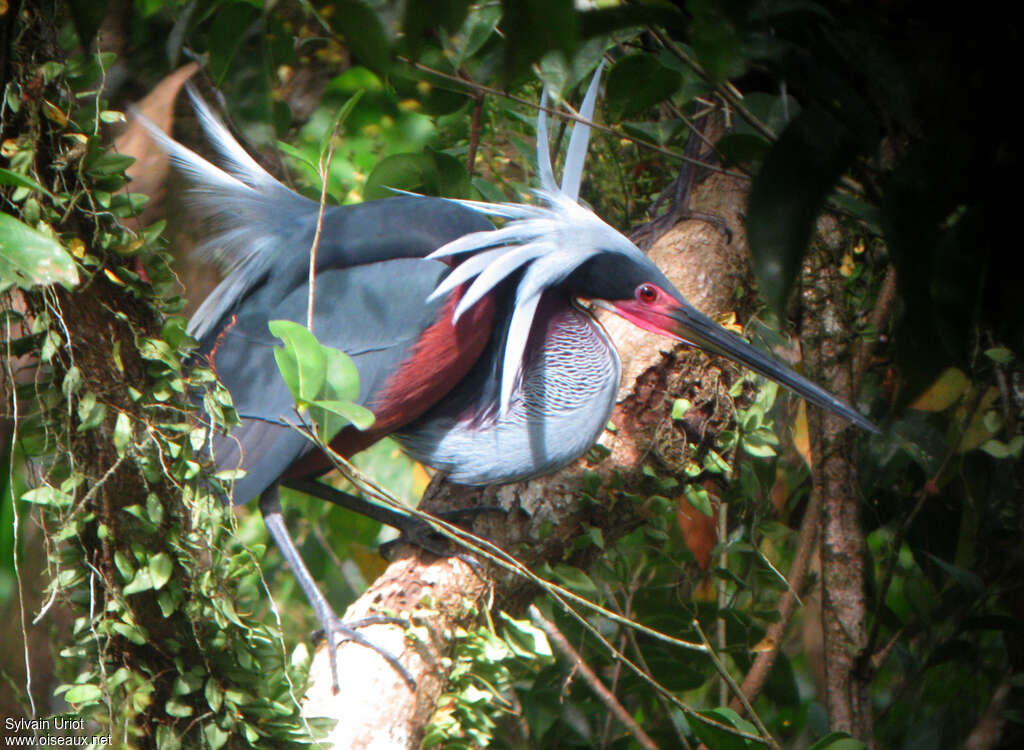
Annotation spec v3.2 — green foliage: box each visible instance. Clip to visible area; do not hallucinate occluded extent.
[270,319,375,440]
[0,29,324,748]
[423,611,555,749]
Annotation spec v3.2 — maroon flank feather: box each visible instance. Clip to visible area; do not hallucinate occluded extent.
[285,287,496,479]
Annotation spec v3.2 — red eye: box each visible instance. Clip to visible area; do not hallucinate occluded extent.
[636,284,658,303]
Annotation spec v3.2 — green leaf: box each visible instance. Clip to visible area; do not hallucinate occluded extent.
[332,1,392,73]
[403,0,471,57]
[113,411,132,455]
[364,152,434,201]
[149,553,173,591]
[319,90,365,163]
[979,436,1024,459]
[205,678,224,713]
[309,399,376,438]
[322,345,361,403]
[671,398,692,420]
[0,167,55,198]
[807,732,868,750]
[684,483,714,517]
[984,347,1013,364]
[746,106,861,313]
[123,567,154,595]
[500,613,553,661]
[606,53,682,119]
[64,683,103,704]
[165,698,193,718]
[501,0,578,84]
[0,214,79,289]
[203,723,229,750]
[622,119,686,147]
[690,707,759,750]
[269,320,327,404]
[21,486,73,508]
[363,148,471,201]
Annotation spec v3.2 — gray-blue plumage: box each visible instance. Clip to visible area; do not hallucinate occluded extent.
[208,259,452,501]
[398,292,620,484]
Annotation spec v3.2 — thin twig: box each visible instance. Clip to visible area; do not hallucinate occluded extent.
[692,619,781,750]
[716,498,728,705]
[307,146,335,331]
[530,606,658,750]
[5,311,35,716]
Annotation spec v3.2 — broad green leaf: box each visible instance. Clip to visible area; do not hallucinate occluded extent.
[363,152,435,201]
[684,483,714,517]
[0,214,79,289]
[64,683,103,704]
[671,398,693,420]
[980,436,1024,459]
[690,707,760,750]
[113,411,132,455]
[622,119,686,147]
[149,553,174,591]
[123,567,154,595]
[501,0,578,85]
[332,1,392,73]
[309,399,375,441]
[606,53,682,119]
[269,320,327,404]
[403,0,471,57]
[984,347,1013,364]
[807,732,868,750]
[21,486,73,508]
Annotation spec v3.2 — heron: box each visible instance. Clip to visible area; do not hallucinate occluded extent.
[141,67,876,690]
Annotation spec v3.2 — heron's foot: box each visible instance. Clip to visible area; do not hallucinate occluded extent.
[380,505,506,569]
[312,613,415,693]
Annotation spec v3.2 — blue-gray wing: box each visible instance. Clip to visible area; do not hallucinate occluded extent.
[207,258,448,503]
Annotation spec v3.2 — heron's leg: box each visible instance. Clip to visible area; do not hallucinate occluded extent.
[282,478,502,561]
[258,486,415,693]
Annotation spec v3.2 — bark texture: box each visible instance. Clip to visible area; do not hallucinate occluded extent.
[801,216,872,741]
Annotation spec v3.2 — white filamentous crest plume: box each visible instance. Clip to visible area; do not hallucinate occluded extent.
[426,62,650,415]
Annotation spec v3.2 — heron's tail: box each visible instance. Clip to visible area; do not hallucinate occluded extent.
[132,86,316,340]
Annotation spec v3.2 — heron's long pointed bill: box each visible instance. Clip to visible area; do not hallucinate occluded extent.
[611,300,879,433]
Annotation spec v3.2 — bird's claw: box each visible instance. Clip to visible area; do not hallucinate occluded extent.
[313,614,416,694]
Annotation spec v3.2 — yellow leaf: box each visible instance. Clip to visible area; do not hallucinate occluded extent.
[103,268,124,285]
[792,400,812,468]
[411,462,432,497]
[42,100,68,126]
[715,311,744,334]
[910,367,970,412]
[839,252,855,277]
